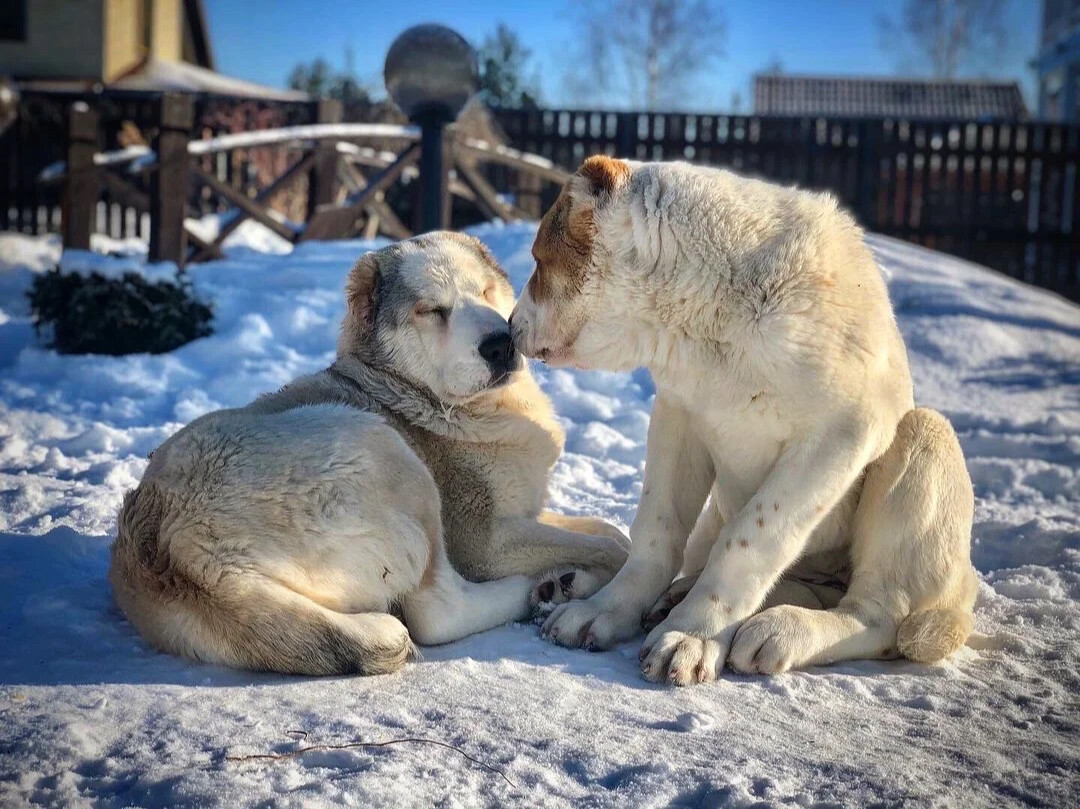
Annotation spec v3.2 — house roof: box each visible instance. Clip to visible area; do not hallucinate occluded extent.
[753,74,1027,120]
[182,0,215,70]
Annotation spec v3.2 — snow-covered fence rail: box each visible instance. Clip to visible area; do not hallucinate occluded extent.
[493,108,1080,300]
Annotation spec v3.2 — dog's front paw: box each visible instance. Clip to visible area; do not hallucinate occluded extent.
[639,601,740,686]
[729,605,817,674]
[639,629,728,686]
[530,567,608,615]
[540,596,642,650]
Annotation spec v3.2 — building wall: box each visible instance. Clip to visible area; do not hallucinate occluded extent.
[99,0,185,80]
[147,0,182,63]
[0,0,105,79]
[102,0,145,81]
[0,0,186,82]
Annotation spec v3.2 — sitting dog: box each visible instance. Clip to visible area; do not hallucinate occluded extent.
[110,231,628,676]
[511,157,977,684]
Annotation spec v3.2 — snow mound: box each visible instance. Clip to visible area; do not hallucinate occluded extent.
[0,222,1077,807]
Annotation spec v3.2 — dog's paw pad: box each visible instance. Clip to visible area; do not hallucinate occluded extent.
[536,580,556,602]
[531,568,608,614]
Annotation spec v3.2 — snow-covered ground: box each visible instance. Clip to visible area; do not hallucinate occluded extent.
[1,223,1077,808]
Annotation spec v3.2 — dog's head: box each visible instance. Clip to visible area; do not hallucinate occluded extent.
[510,155,632,370]
[339,231,522,402]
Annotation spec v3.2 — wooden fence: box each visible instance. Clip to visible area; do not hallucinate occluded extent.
[494,109,1080,301]
[3,92,1078,300]
[1,89,317,241]
[1,91,569,265]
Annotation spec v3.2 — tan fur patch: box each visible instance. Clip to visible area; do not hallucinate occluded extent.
[528,188,595,303]
[578,155,630,196]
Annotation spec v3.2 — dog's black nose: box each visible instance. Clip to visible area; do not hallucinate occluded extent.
[478,331,513,370]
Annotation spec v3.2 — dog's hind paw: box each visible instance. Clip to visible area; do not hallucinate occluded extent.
[642,574,700,631]
[530,567,607,616]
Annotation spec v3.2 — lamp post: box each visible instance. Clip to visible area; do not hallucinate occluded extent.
[384,24,478,233]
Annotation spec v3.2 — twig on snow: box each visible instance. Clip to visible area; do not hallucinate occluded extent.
[225,736,517,789]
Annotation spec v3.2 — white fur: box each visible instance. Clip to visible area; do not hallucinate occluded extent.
[111,233,628,676]
[512,161,977,683]
[379,239,516,402]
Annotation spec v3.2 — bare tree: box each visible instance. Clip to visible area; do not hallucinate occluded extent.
[878,0,1007,78]
[564,0,725,110]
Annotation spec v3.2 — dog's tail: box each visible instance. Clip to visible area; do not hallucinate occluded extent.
[109,484,414,676]
[896,606,973,664]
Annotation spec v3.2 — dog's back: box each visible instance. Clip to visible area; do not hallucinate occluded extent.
[109,404,426,676]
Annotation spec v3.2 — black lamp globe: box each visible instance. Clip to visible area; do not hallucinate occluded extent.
[384,24,479,124]
[384,24,478,233]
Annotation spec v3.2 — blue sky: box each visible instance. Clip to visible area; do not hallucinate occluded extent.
[205,0,1041,109]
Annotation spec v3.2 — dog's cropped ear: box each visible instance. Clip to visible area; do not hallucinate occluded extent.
[345,250,381,330]
[577,155,630,200]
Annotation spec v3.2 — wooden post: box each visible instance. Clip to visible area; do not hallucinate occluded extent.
[307,98,342,221]
[414,112,452,232]
[62,102,99,251]
[150,93,194,266]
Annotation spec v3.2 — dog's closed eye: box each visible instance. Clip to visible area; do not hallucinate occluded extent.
[413,302,450,321]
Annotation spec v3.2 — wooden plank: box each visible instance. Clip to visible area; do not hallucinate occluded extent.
[360,210,380,240]
[190,163,299,242]
[340,153,476,201]
[101,169,149,211]
[302,142,420,241]
[453,157,518,221]
[366,196,412,240]
[454,138,570,184]
[183,223,223,261]
[190,151,313,262]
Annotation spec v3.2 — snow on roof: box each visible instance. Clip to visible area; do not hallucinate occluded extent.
[109,58,308,101]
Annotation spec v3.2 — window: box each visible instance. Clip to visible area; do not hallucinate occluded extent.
[0,1,27,42]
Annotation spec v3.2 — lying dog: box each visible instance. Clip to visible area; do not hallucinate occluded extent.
[511,157,977,684]
[110,231,628,675]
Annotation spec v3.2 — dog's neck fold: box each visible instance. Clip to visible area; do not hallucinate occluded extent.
[329,354,559,448]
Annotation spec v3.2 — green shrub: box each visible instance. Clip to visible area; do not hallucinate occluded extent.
[27,269,213,355]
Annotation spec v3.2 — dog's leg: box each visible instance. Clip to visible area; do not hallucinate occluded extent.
[640,414,877,684]
[541,394,715,650]
[401,543,533,646]
[642,496,724,629]
[729,408,977,673]
[482,515,629,607]
[530,511,631,606]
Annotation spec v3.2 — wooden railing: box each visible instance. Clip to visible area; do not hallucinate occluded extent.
[24,94,569,266]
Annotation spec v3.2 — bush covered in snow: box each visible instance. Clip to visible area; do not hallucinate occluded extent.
[27,268,213,355]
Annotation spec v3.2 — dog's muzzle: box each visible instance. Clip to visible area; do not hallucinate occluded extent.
[478,329,520,383]
[508,308,535,358]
